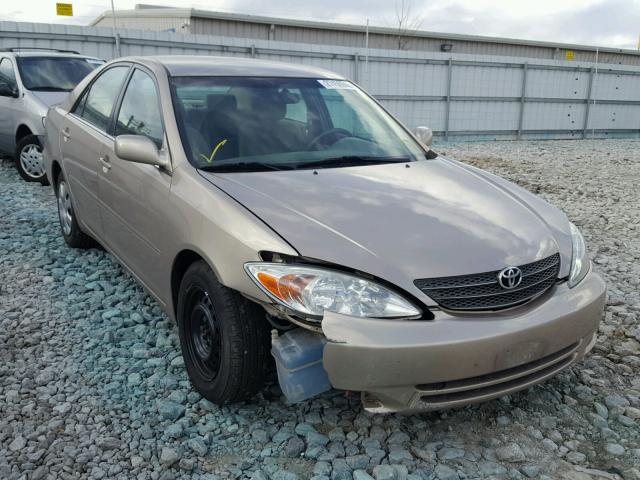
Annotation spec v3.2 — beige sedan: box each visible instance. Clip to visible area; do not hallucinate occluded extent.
[43,56,606,413]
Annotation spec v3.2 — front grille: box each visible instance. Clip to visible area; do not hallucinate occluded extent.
[414,253,561,311]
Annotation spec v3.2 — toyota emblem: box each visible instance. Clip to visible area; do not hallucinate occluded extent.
[498,266,523,289]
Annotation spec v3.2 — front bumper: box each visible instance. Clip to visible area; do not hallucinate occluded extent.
[321,269,606,413]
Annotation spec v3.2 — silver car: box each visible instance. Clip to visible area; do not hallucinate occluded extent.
[0,48,103,184]
[43,56,606,414]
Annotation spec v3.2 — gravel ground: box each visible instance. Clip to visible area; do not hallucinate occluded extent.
[1,139,639,480]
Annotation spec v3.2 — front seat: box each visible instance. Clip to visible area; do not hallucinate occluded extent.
[200,94,239,161]
[240,93,290,157]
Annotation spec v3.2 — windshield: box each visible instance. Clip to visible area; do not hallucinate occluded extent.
[17,57,103,91]
[170,76,426,171]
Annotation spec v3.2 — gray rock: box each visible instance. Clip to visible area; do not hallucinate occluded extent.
[566,451,586,464]
[187,437,208,456]
[332,458,352,480]
[594,402,609,419]
[128,372,142,386]
[160,447,179,466]
[605,443,625,456]
[604,395,630,409]
[437,447,465,461]
[272,470,300,480]
[328,428,346,443]
[165,422,184,439]
[250,470,269,480]
[434,464,459,480]
[372,465,397,480]
[157,400,185,421]
[353,471,375,480]
[9,436,26,452]
[285,436,305,457]
[346,455,369,470]
[386,432,410,445]
[495,443,526,462]
[519,465,540,478]
[388,449,413,464]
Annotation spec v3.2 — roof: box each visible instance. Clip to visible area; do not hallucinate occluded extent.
[1,50,101,60]
[91,5,640,57]
[135,55,343,78]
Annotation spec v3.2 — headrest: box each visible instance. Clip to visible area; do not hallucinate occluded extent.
[251,93,286,121]
[206,93,237,112]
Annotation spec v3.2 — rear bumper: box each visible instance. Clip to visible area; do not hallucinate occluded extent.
[321,269,606,413]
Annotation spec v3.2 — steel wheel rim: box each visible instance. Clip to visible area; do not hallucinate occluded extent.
[185,287,221,381]
[57,180,73,236]
[19,144,45,179]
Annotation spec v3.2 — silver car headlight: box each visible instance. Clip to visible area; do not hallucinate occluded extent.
[245,263,421,319]
[568,222,589,288]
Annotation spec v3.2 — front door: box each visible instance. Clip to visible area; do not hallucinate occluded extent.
[61,65,130,238]
[0,57,20,153]
[98,67,171,299]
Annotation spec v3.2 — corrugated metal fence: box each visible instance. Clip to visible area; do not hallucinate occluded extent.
[2,21,639,141]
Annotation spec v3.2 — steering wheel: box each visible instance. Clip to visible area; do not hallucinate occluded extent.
[306,128,352,150]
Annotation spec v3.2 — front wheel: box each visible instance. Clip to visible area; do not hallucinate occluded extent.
[15,135,49,185]
[55,173,94,248]
[177,261,270,404]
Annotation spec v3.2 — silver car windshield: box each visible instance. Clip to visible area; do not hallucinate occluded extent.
[17,57,103,92]
[170,76,426,171]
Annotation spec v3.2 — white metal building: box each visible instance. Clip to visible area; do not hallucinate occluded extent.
[90,4,640,66]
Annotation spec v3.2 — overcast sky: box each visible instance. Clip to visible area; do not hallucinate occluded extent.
[2,0,640,49]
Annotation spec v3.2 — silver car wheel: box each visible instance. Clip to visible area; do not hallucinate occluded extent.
[19,144,45,179]
[57,180,73,236]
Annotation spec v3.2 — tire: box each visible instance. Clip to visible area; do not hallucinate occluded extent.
[55,172,94,248]
[15,134,49,185]
[177,261,270,404]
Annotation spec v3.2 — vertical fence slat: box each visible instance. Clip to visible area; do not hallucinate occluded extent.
[582,67,595,139]
[444,57,453,141]
[517,62,528,140]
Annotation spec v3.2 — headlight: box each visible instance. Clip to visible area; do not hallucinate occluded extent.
[568,222,589,288]
[245,263,421,319]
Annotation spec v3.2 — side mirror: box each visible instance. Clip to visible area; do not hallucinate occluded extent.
[0,82,18,98]
[115,135,169,169]
[413,126,433,147]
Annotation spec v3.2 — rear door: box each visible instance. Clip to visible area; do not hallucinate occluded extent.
[0,57,20,153]
[60,65,130,238]
[98,66,171,297]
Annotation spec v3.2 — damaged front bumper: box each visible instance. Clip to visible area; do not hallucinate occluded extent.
[321,270,606,414]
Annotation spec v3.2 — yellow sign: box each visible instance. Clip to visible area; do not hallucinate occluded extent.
[565,50,574,61]
[56,3,73,16]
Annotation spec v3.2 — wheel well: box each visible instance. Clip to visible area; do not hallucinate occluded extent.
[171,250,205,316]
[51,161,62,187]
[16,125,32,143]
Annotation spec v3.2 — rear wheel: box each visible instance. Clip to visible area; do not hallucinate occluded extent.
[56,173,94,248]
[177,261,270,404]
[15,135,49,185]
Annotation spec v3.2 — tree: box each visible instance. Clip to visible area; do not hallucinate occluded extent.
[394,0,423,50]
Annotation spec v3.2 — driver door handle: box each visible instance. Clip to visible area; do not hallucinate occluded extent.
[99,155,111,172]
[62,128,71,142]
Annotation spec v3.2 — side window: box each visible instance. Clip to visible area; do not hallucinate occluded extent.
[115,69,163,146]
[78,66,129,132]
[0,58,16,88]
[319,88,365,134]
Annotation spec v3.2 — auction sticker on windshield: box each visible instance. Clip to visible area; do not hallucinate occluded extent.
[318,79,356,89]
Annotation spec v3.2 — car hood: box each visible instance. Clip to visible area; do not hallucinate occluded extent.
[201,158,573,303]
[30,90,70,107]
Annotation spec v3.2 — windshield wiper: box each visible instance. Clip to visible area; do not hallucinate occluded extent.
[28,86,72,92]
[300,155,412,169]
[199,161,292,172]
